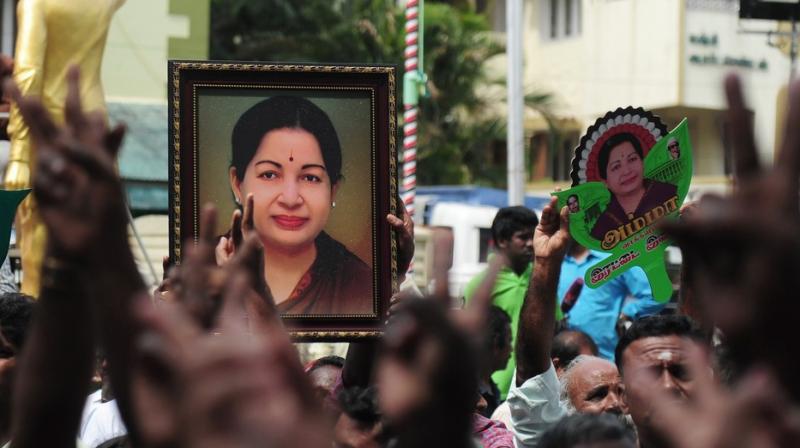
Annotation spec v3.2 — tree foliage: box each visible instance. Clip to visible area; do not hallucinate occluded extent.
[210,0,524,185]
[416,3,504,184]
[211,0,404,63]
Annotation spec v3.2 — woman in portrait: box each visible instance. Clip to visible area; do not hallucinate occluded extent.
[225,95,372,315]
[589,133,678,245]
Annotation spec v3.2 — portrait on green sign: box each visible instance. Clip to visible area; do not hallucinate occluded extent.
[554,107,693,301]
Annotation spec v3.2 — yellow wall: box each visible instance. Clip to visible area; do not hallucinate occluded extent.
[102,0,209,101]
[523,0,682,121]
[520,0,791,177]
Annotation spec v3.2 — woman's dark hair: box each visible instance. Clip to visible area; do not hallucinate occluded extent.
[598,133,644,179]
[230,95,342,185]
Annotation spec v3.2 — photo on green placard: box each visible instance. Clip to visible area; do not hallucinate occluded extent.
[553,107,693,302]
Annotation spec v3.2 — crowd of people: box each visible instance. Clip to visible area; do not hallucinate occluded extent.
[2,53,800,448]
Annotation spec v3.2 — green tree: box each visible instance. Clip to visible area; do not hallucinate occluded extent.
[209,0,545,186]
[415,3,504,184]
[211,0,403,63]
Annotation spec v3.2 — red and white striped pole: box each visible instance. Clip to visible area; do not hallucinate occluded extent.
[402,0,422,218]
[402,0,425,281]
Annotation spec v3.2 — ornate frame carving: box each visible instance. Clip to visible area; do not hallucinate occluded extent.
[168,61,397,340]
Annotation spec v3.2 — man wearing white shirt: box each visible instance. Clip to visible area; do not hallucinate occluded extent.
[507,198,628,447]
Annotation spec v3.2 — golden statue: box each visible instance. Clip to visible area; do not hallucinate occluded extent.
[6,0,126,296]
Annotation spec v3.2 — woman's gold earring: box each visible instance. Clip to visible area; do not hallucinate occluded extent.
[332,201,336,208]
[235,197,241,205]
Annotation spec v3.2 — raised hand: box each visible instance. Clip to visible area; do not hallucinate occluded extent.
[387,198,415,277]
[516,197,570,381]
[153,256,175,304]
[216,193,256,266]
[5,66,127,260]
[532,196,570,261]
[134,278,326,448]
[168,202,275,331]
[431,226,454,301]
[168,205,228,328]
[660,75,800,400]
[628,343,800,448]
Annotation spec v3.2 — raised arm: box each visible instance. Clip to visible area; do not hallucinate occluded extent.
[515,197,569,384]
[342,203,417,390]
[10,250,95,448]
[6,66,135,447]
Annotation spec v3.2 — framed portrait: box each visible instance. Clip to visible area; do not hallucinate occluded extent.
[168,61,398,339]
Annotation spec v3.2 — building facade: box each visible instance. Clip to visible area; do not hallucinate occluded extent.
[0,0,210,285]
[509,0,791,185]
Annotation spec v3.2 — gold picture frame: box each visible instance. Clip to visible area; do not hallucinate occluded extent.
[168,61,398,340]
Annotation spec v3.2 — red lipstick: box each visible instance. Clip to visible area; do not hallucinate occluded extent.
[273,215,309,230]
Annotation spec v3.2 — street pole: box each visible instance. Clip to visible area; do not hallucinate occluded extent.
[506,0,525,206]
[403,0,427,279]
[402,0,426,218]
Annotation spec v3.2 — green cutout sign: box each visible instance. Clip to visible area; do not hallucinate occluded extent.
[0,190,29,262]
[553,108,692,302]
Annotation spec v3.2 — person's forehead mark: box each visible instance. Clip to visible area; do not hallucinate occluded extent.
[257,129,324,161]
[612,144,637,160]
[629,336,685,364]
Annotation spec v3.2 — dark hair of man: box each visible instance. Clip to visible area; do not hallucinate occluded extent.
[485,305,511,354]
[614,314,707,373]
[551,329,598,366]
[230,95,343,185]
[539,413,636,448]
[598,132,644,180]
[0,293,35,353]
[490,206,539,245]
[713,343,744,387]
[338,386,381,429]
[307,355,345,374]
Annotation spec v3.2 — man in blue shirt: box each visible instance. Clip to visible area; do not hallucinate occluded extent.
[557,241,664,360]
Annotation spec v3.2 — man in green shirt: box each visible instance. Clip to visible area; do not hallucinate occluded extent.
[464,206,539,399]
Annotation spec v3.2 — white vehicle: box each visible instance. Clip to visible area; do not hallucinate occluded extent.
[412,201,543,298]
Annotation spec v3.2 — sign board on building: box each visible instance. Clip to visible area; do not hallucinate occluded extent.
[739,0,800,20]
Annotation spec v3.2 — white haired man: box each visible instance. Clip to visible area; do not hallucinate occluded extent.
[507,198,629,447]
